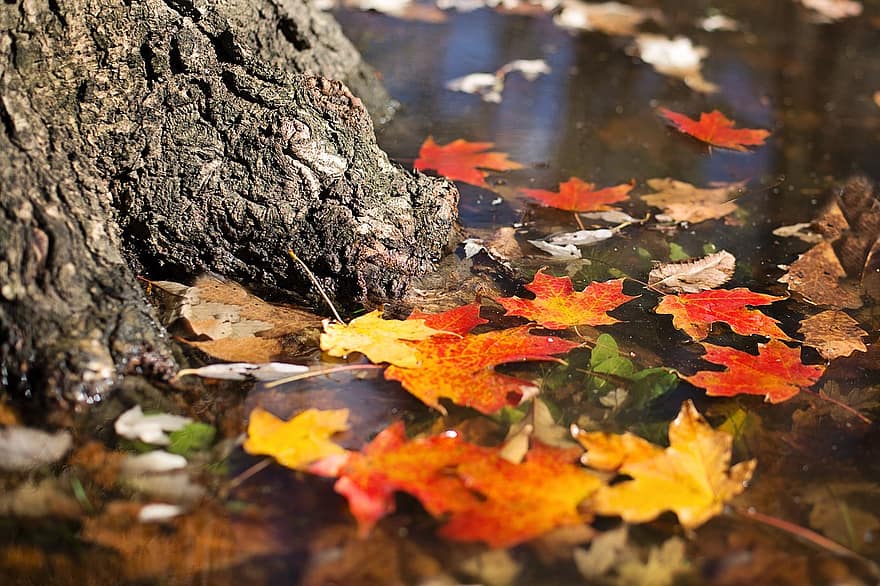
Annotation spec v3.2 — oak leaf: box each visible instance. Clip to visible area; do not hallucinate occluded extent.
[642,178,744,224]
[244,407,349,470]
[330,423,602,547]
[655,288,792,341]
[574,400,756,528]
[320,310,446,368]
[521,177,634,212]
[798,310,868,360]
[658,108,770,152]
[648,250,735,293]
[685,340,825,403]
[498,270,636,329]
[414,136,522,188]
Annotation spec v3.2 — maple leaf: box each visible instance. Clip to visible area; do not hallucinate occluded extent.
[648,250,735,293]
[658,108,770,152]
[320,310,446,368]
[655,288,792,341]
[331,423,602,547]
[414,136,522,188]
[574,400,756,529]
[498,270,636,329]
[521,177,634,212]
[243,407,349,470]
[798,310,868,360]
[685,340,825,403]
[641,178,744,224]
[385,324,580,414]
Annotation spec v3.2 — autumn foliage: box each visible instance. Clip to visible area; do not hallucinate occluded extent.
[658,108,770,151]
[414,136,523,187]
[521,177,634,212]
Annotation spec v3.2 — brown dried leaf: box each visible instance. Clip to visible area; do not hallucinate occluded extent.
[642,178,744,224]
[835,177,880,300]
[648,250,735,293]
[778,242,863,309]
[798,310,868,360]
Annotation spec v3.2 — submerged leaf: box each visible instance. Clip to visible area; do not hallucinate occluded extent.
[648,250,735,293]
[574,400,756,528]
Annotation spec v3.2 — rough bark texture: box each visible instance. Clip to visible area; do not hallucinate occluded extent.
[0,0,459,405]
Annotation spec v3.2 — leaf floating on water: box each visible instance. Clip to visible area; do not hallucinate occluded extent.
[244,407,349,471]
[176,362,309,381]
[799,0,862,22]
[655,288,792,341]
[546,228,616,247]
[698,13,740,31]
[642,178,744,224]
[574,400,756,529]
[778,241,863,309]
[554,1,659,36]
[414,137,523,188]
[772,222,825,243]
[521,177,634,212]
[528,239,583,258]
[648,250,735,293]
[498,270,636,329]
[685,340,825,403]
[631,35,717,93]
[658,108,770,152]
[446,59,550,103]
[798,310,868,360]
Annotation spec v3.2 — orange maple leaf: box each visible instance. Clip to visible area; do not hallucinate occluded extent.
[330,423,602,547]
[520,177,634,212]
[574,400,756,529]
[655,288,792,341]
[685,340,825,403]
[498,270,636,329]
[385,323,580,414]
[658,108,770,152]
[414,136,523,188]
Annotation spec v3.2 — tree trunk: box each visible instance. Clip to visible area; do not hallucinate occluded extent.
[0,0,459,405]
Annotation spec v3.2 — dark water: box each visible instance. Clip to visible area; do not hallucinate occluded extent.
[3,2,880,585]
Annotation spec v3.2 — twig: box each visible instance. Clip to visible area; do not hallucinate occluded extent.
[264,364,385,389]
[802,388,873,425]
[223,457,273,495]
[288,249,345,324]
[734,506,866,560]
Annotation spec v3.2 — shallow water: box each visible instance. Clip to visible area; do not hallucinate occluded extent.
[2,1,880,584]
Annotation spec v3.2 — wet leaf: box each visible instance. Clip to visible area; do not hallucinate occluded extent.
[176,362,309,381]
[329,423,603,547]
[414,136,523,188]
[685,340,825,403]
[588,334,679,408]
[798,310,868,360]
[655,288,792,341]
[166,423,217,457]
[642,178,744,224]
[0,427,73,472]
[778,241,863,309]
[114,406,192,446]
[574,400,756,528]
[648,250,735,293]
[446,59,550,103]
[244,407,349,470]
[799,0,862,22]
[386,323,579,414]
[543,228,616,247]
[631,35,717,93]
[528,239,582,258]
[554,1,658,36]
[521,177,634,212]
[498,270,635,329]
[320,310,446,368]
[658,108,770,152]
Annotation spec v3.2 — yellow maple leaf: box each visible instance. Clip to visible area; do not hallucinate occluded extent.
[244,407,349,470]
[320,310,445,368]
[573,400,756,529]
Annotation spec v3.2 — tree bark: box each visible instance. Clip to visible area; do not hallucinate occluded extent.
[0,0,459,405]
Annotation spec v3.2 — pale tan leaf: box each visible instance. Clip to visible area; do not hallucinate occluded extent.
[642,178,744,224]
[798,310,868,360]
[648,250,735,293]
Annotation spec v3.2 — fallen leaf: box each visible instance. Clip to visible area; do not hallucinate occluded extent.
[414,137,523,188]
[244,407,349,470]
[498,270,635,329]
[799,0,862,22]
[528,239,583,258]
[0,479,81,519]
[631,35,717,93]
[648,250,736,293]
[698,13,740,31]
[617,537,689,586]
[834,176,880,300]
[521,177,634,212]
[114,406,192,446]
[176,362,309,381]
[138,503,185,523]
[778,241,863,308]
[574,400,756,528]
[0,427,73,472]
[544,228,616,246]
[685,340,825,403]
[554,1,658,36]
[658,108,770,152]
[386,323,579,413]
[446,59,550,103]
[320,309,446,368]
[330,423,603,547]
[573,525,629,580]
[772,222,825,243]
[462,226,523,263]
[798,310,868,360]
[655,288,792,341]
[587,333,679,409]
[642,178,744,224]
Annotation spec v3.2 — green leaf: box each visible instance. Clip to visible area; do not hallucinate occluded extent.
[167,422,216,456]
[668,242,689,261]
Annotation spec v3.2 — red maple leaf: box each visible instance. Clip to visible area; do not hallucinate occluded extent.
[655,288,792,341]
[684,340,825,403]
[658,108,770,152]
[330,423,602,547]
[521,177,634,212]
[498,270,636,329]
[409,302,488,336]
[414,136,523,188]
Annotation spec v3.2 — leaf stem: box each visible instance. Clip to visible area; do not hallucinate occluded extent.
[264,364,385,389]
